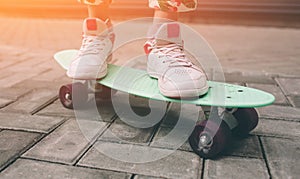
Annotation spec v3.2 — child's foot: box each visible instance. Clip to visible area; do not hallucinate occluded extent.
[145,22,209,98]
[67,18,113,80]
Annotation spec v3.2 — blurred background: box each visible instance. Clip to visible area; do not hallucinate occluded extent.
[0,0,300,27]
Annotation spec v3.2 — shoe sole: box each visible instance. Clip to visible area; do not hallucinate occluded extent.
[159,82,209,98]
[67,66,107,80]
[148,68,209,98]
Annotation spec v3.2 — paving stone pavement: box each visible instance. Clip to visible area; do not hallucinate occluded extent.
[0,16,299,178]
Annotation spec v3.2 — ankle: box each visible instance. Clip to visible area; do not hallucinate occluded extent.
[88,4,111,23]
[148,11,179,38]
[154,10,178,21]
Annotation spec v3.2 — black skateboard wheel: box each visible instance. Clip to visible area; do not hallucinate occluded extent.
[232,108,259,136]
[59,82,88,109]
[94,84,116,100]
[189,120,232,159]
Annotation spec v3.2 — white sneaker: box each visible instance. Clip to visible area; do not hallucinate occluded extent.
[145,22,209,98]
[67,18,113,80]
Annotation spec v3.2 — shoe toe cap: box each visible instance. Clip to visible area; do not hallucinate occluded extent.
[159,73,208,98]
[161,67,207,90]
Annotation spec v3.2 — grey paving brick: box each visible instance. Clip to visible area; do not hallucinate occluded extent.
[0,62,16,72]
[128,94,153,115]
[288,95,300,108]
[12,79,63,90]
[150,103,204,152]
[204,157,269,179]
[0,87,31,101]
[150,126,192,152]
[78,141,201,178]
[32,69,67,82]
[7,54,48,73]
[253,118,300,138]
[115,93,168,123]
[38,99,116,122]
[4,102,46,114]
[258,105,300,122]
[224,135,263,159]
[4,88,57,114]
[0,158,131,179]
[160,103,204,128]
[0,70,49,88]
[0,70,14,83]
[33,55,66,74]
[247,83,288,105]
[224,70,275,84]
[0,47,26,70]
[0,58,22,70]
[53,74,71,84]
[0,130,41,171]
[99,119,155,144]
[261,137,300,179]
[65,98,116,123]
[0,47,28,58]
[0,98,13,108]
[160,104,181,128]
[94,100,117,122]
[0,45,28,57]
[37,100,75,117]
[276,77,300,96]
[23,119,108,165]
[0,113,65,133]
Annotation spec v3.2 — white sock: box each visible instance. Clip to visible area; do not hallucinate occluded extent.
[147,18,175,38]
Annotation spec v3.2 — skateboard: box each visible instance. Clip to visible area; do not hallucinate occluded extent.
[54,49,275,158]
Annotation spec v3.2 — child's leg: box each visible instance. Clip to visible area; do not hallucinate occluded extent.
[147,0,197,37]
[80,0,112,26]
[67,0,113,80]
[153,9,178,21]
[146,0,208,98]
[87,1,110,23]
[149,0,197,13]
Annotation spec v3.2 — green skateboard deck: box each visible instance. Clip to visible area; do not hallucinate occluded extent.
[54,49,275,108]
